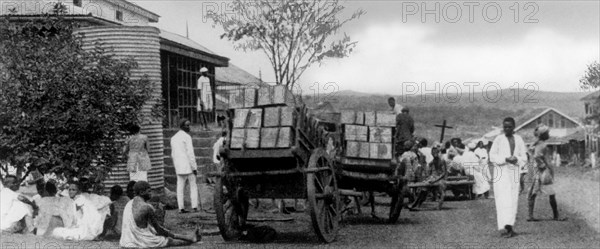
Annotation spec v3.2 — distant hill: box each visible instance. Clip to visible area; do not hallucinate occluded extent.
[302,89,589,143]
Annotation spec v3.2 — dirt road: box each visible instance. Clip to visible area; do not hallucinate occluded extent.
[2,170,599,249]
[2,195,598,249]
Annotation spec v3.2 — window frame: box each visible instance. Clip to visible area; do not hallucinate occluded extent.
[116,10,123,21]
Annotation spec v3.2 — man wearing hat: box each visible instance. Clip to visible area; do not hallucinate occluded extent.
[526,124,567,222]
[395,107,415,158]
[197,67,211,131]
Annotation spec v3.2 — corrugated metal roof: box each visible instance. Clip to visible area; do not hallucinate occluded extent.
[159,29,214,54]
[215,64,267,87]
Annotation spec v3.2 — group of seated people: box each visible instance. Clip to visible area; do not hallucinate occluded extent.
[397,137,492,211]
[0,177,201,248]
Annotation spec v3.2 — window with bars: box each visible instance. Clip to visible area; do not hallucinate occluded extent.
[116,10,123,21]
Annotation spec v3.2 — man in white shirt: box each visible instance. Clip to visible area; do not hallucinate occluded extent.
[1,175,36,233]
[197,67,211,131]
[388,97,403,115]
[170,119,200,213]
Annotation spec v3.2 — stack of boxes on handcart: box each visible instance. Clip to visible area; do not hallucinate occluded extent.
[341,111,396,160]
[228,85,296,149]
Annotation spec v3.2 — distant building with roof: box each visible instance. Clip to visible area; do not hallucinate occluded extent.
[581,90,600,162]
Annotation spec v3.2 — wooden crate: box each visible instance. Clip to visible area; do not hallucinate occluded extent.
[346,141,370,158]
[233,108,262,128]
[376,112,396,127]
[260,127,294,148]
[263,106,294,127]
[364,111,376,126]
[369,127,392,143]
[229,88,257,109]
[244,88,257,108]
[340,111,364,124]
[230,128,260,149]
[257,85,294,106]
[370,143,393,159]
[344,125,368,142]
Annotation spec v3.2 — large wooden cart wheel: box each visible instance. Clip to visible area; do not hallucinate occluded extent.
[388,177,404,223]
[214,160,249,241]
[307,148,340,243]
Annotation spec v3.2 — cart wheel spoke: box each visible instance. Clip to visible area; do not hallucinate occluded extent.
[214,172,248,241]
[307,148,339,243]
[315,176,325,192]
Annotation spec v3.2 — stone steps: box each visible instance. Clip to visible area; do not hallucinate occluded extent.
[163,156,213,167]
[164,147,213,156]
[162,137,216,149]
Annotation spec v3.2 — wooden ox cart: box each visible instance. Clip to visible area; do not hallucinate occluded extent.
[210,86,341,243]
[314,110,404,223]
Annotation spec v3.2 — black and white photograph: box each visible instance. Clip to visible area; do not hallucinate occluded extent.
[0,0,599,248]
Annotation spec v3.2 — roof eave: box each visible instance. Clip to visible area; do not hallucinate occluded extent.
[109,0,160,22]
[0,14,122,26]
[515,108,583,132]
[159,38,229,67]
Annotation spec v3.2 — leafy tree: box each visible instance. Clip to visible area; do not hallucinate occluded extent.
[580,61,600,123]
[580,61,600,90]
[0,15,157,187]
[208,0,364,89]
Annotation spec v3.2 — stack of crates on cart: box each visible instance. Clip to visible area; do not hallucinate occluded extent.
[228,85,296,149]
[342,111,396,160]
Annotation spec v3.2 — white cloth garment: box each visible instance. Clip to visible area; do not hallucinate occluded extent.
[475,148,488,161]
[461,150,490,195]
[489,134,527,230]
[119,200,169,248]
[475,148,492,180]
[0,187,32,231]
[171,130,199,175]
[197,76,212,111]
[130,171,148,182]
[34,196,76,236]
[419,147,434,164]
[213,137,225,164]
[176,174,198,210]
[81,193,112,219]
[52,194,104,241]
[392,103,403,115]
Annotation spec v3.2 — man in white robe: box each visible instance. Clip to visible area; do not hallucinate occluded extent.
[0,175,36,233]
[489,117,527,238]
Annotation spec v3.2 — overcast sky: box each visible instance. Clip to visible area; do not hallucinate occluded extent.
[132,0,600,95]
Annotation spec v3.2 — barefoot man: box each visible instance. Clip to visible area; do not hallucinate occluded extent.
[489,117,527,238]
[120,181,201,248]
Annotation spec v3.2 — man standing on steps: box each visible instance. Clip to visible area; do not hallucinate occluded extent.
[197,67,211,131]
[171,119,200,213]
